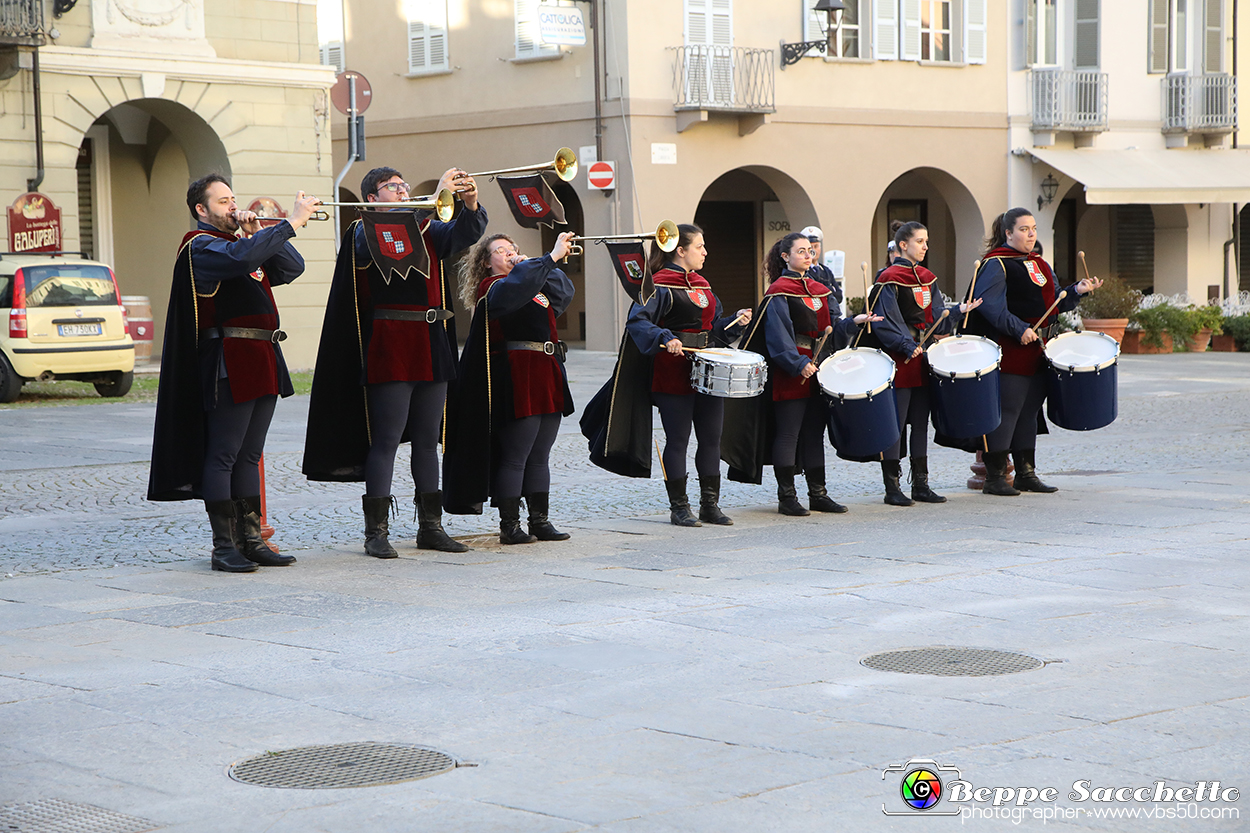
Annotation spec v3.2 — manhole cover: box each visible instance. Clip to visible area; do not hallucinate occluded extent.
[0,798,157,833]
[862,647,1044,677]
[228,742,456,789]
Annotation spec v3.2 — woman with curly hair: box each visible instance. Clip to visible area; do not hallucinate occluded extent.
[442,231,577,544]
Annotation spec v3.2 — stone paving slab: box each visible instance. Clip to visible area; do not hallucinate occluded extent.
[1,353,1249,830]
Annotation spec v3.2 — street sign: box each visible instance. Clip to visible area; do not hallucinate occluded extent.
[587,161,616,191]
[330,70,372,115]
[7,193,62,253]
[538,3,586,46]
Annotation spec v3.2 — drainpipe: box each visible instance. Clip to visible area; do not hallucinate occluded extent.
[26,47,43,192]
[592,0,603,164]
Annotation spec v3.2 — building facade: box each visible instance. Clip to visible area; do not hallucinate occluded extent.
[330,0,1249,352]
[1,0,337,365]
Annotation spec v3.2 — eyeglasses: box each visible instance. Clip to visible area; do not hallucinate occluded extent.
[377,182,410,194]
[490,246,519,256]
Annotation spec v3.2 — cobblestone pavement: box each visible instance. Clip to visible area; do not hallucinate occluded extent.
[2,352,1249,575]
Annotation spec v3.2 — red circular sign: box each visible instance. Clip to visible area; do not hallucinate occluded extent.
[588,161,615,189]
[331,70,372,115]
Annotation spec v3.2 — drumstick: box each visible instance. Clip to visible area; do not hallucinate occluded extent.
[963,259,982,329]
[1034,290,1068,343]
[801,326,834,384]
[655,438,667,481]
[728,310,749,329]
[861,261,871,334]
[1078,250,1092,284]
[903,310,950,364]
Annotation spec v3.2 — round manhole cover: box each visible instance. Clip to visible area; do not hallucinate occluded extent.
[229,742,456,789]
[862,647,1044,677]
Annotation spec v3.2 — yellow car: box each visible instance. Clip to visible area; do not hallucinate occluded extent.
[0,251,135,403]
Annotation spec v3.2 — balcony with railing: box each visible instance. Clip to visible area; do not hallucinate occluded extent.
[1163,73,1236,144]
[0,0,45,45]
[669,45,775,134]
[1030,69,1108,145]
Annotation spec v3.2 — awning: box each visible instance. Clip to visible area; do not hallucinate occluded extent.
[1029,147,1250,204]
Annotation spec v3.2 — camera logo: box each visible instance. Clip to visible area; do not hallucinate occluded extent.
[883,759,962,816]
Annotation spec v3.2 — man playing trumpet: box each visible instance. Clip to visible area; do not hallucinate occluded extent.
[148,174,319,572]
[303,166,487,557]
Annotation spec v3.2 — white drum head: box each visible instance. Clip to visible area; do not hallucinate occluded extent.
[926,336,1001,378]
[1045,331,1119,372]
[695,348,764,366]
[817,348,895,399]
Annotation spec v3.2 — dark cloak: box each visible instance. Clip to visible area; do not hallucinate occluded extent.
[720,296,781,485]
[579,332,655,478]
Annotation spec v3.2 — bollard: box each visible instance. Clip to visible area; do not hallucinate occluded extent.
[259,454,278,551]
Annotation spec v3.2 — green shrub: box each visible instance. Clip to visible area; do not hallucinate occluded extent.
[1077,275,1140,320]
[1130,303,1186,349]
[1221,314,1250,350]
[1188,304,1224,336]
[846,296,866,316]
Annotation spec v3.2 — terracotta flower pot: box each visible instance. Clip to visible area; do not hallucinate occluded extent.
[1081,318,1129,344]
[1186,327,1213,353]
[1211,333,1237,352]
[1122,330,1173,354]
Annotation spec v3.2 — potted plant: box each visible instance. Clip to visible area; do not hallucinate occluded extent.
[1183,305,1223,352]
[1218,313,1250,351]
[1077,275,1139,344]
[1128,301,1183,353]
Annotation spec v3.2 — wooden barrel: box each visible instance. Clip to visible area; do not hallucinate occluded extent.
[122,295,153,364]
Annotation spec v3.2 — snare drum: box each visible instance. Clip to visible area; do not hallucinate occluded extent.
[689,348,768,398]
[1044,331,1119,430]
[926,336,1003,439]
[817,348,899,458]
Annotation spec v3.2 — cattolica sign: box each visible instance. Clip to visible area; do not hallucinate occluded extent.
[7,193,62,253]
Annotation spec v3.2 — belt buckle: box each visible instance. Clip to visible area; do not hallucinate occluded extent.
[542,341,555,355]
[425,309,439,324]
[270,329,286,343]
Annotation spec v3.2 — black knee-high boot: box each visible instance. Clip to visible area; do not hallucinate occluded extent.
[234,496,296,566]
[665,477,702,527]
[415,492,470,552]
[982,451,1021,496]
[526,492,570,540]
[697,475,732,525]
[498,496,537,545]
[806,467,848,513]
[881,460,915,506]
[909,457,947,503]
[362,495,399,558]
[1012,449,1058,493]
[205,499,257,573]
[775,467,809,516]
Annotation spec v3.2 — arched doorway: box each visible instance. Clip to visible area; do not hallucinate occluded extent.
[76,99,231,360]
[871,168,983,299]
[694,166,819,314]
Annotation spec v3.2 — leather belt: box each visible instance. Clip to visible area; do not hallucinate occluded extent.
[506,340,568,361]
[374,308,454,323]
[201,327,287,344]
[676,331,709,349]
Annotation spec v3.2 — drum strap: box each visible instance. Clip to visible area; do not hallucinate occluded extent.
[794,334,817,352]
[676,331,709,349]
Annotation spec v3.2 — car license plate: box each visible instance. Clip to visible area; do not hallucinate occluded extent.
[57,323,102,337]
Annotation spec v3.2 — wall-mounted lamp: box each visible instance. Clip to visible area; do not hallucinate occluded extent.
[780,0,846,68]
[1037,173,1059,211]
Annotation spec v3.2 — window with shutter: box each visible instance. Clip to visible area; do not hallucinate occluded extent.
[1074,0,1099,68]
[1148,0,1169,72]
[1203,0,1223,72]
[917,0,950,61]
[320,41,344,73]
[901,0,921,60]
[802,0,824,44]
[876,0,899,60]
[1173,0,1189,71]
[964,0,986,64]
[407,0,448,74]
[516,0,560,60]
[810,0,865,59]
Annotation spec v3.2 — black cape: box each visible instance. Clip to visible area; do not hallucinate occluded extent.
[720,296,782,485]
[579,331,655,478]
[147,234,207,501]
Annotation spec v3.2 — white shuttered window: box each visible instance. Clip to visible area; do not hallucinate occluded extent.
[1204,0,1224,72]
[900,0,922,60]
[964,0,986,64]
[516,0,560,60]
[1074,0,1099,68]
[876,0,899,59]
[407,0,448,74]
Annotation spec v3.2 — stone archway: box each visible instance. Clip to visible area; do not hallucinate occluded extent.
[694,165,819,313]
[79,98,232,359]
[870,167,984,299]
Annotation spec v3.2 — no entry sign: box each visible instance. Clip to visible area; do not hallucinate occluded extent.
[587,161,616,191]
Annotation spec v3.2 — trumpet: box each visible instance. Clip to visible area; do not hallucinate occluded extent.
[566,220,680,258]
[308,188,456,222]
[461,147,579,185]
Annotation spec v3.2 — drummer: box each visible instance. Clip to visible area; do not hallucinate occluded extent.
[964,208,1101,495]
[725,232,878,516]
[625,223,752,526]
[860,220,981,506]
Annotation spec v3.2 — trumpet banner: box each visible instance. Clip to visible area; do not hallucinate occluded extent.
[604,240,654,305]
[358,209,431,285]
[496,173,567,229]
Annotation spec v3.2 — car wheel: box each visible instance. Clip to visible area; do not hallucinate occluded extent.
[94,370,134,398]
[0,353,23,403]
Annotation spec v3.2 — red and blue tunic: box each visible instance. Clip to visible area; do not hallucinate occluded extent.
[761,273,834,401]
[861,259,950,388]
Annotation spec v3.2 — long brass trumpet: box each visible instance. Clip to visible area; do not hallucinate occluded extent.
[309,188,456,222]
[465,147,579,183]
[566,220,680,258]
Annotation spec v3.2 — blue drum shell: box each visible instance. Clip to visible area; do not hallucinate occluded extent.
[825,387,900,459]
[1047,362,1118,430]
[929,369,1002,439]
